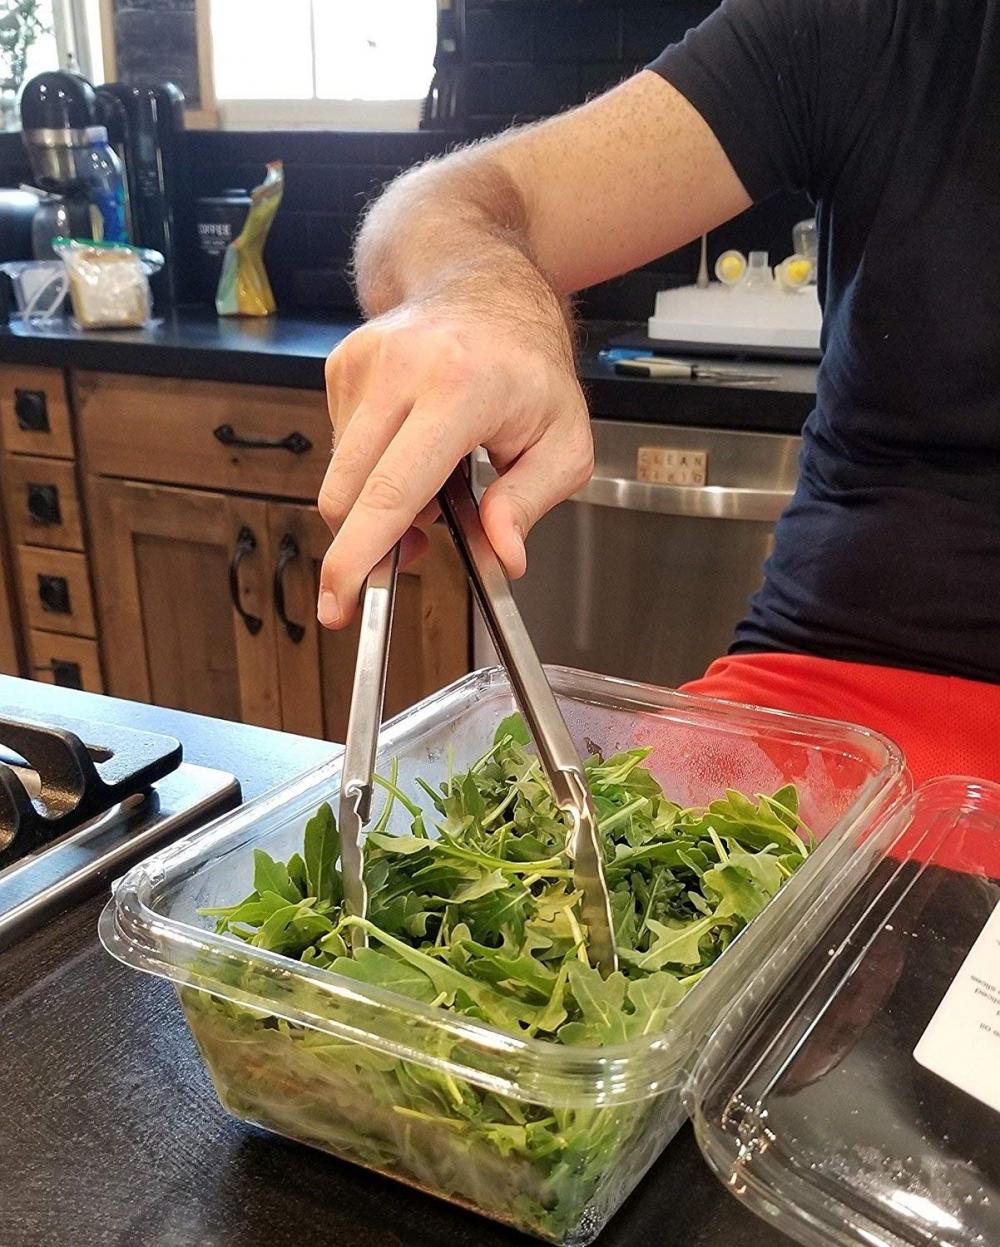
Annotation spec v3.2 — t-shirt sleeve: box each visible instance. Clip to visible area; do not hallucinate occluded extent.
[648,0,880,203]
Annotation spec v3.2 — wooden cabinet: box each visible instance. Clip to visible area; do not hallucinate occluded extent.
[0,365,475,735]
[266,504,470,740]
[0,365,75,459]
[75,372,332,499]
[0,364,100,690]
[87,479,471,739]
[87,479,282,727]
[0,505,21,676]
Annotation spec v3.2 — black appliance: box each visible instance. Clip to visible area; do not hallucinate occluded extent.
[19,70,98,188]
[18,71,98,259]
[95,81,185,308]
[18,70,186,309]
[0,189,38,261]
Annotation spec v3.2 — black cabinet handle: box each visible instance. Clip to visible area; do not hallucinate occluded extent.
[37,574,70,614]
[228,526,263,635]
[34,660,83,689]
[213,423,312,455]
[27,482,61,526]
[14,389,49,433]
[273,533,305,643]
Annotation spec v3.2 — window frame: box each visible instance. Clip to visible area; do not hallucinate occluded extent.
[210,0,437,133]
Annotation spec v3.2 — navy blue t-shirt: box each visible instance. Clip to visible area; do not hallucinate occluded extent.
[650,0,1000,684]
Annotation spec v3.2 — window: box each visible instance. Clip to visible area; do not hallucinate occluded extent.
[210,0,438,130]
[0,0,104,115]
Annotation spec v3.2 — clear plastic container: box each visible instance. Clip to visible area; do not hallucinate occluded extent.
[691,777,1000,1247]
[100,666,906,1244]
[0,259,68,323]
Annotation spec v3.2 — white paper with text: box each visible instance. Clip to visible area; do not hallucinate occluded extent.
[913,899,1000,1114]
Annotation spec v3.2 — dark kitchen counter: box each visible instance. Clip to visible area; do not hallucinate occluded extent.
[0,308,815,434]
[0,676,797,1247]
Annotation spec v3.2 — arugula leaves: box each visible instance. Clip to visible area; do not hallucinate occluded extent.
[192,720,813,1240]
[204,717,811,1045]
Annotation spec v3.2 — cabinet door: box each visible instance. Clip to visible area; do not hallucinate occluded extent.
[267,504,470,740]
[87,478,281,727]
[0,504,21,676]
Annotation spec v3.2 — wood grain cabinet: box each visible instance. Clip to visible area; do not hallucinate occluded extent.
[0,365,101,691]
[87,478,283,728]
[83,382,472,739]
[266,504,469,740]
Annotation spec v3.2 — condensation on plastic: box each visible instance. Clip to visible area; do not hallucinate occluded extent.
[100,666,907,1243]
[689,776,1000,1247]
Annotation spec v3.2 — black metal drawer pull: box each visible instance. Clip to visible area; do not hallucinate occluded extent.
[228,526,263,635]
[27,482,61,526]
[213,423,312,455]
[33,660,83,689]
[273,533,305,643]
[14,388,49,433]
[37,574,70,614]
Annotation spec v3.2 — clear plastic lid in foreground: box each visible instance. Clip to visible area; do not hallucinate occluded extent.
[690,776,1000,1247]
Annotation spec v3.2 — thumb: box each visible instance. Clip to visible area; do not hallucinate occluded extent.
[479,428,593,578]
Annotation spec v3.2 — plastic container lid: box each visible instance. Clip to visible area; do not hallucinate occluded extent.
[689,776,1000,1247]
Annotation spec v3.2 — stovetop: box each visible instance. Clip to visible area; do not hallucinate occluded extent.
[0,711,240,946]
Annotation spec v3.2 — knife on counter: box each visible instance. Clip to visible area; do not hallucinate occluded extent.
[612,355,777,383]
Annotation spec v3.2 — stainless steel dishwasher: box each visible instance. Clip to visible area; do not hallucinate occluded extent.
[471,419,801,688]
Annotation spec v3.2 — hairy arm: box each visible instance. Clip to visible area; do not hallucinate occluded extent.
[357,71,749,310]
[318,71,750,628]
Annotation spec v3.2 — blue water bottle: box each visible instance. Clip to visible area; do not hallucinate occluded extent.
[82,125,129,244]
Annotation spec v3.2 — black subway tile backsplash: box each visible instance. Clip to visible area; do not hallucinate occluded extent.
[533,6,623,63]
[0,3,813,322]
[465,6,534,62]
[490,61,579,115]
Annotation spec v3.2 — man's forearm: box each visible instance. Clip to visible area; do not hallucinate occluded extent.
[352,146,576,360]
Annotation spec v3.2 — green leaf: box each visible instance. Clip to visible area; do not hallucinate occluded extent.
[331,948,438,1003]
[563,962,629,1045]
[252,849,300,903]
[303,803,341,906]
[366,833,433,857]
[624,972,685,1038]
[494,711,531,746]
[531,956,571,1035]
[622,915,716,971]
[286,852,308,897]
[703,862,772,923]
[340,917,542,1030]
[450,869,508,904]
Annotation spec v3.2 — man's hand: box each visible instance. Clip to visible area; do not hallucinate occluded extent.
[317,298,591,628]
[317,71,751,628]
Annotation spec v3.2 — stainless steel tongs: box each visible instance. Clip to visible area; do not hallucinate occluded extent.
[338,464,618,975]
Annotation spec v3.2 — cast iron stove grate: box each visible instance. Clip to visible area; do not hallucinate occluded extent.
[0,716,182,865]
[0,712,239,947]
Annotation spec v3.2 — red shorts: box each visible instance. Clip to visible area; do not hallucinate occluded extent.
[681,652,1000,875]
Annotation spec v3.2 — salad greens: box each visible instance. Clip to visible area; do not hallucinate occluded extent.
[184,715,813,1241]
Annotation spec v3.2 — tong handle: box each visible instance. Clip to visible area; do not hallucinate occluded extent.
[339,544,399,943]
[439,466,618,975]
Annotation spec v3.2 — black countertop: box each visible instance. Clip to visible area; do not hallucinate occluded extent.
[0,309,815,434]
[0,677,796,1247]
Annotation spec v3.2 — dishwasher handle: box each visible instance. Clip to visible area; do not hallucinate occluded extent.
[472,450,794,522]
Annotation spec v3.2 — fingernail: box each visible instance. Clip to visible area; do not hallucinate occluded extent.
[318,589,341,628]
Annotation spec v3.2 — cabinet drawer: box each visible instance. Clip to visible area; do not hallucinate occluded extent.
[4,456,84,550]
[16,547,96,637]
[27,630,103,692]
[0,366,74,459]
[76,372,331,500]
